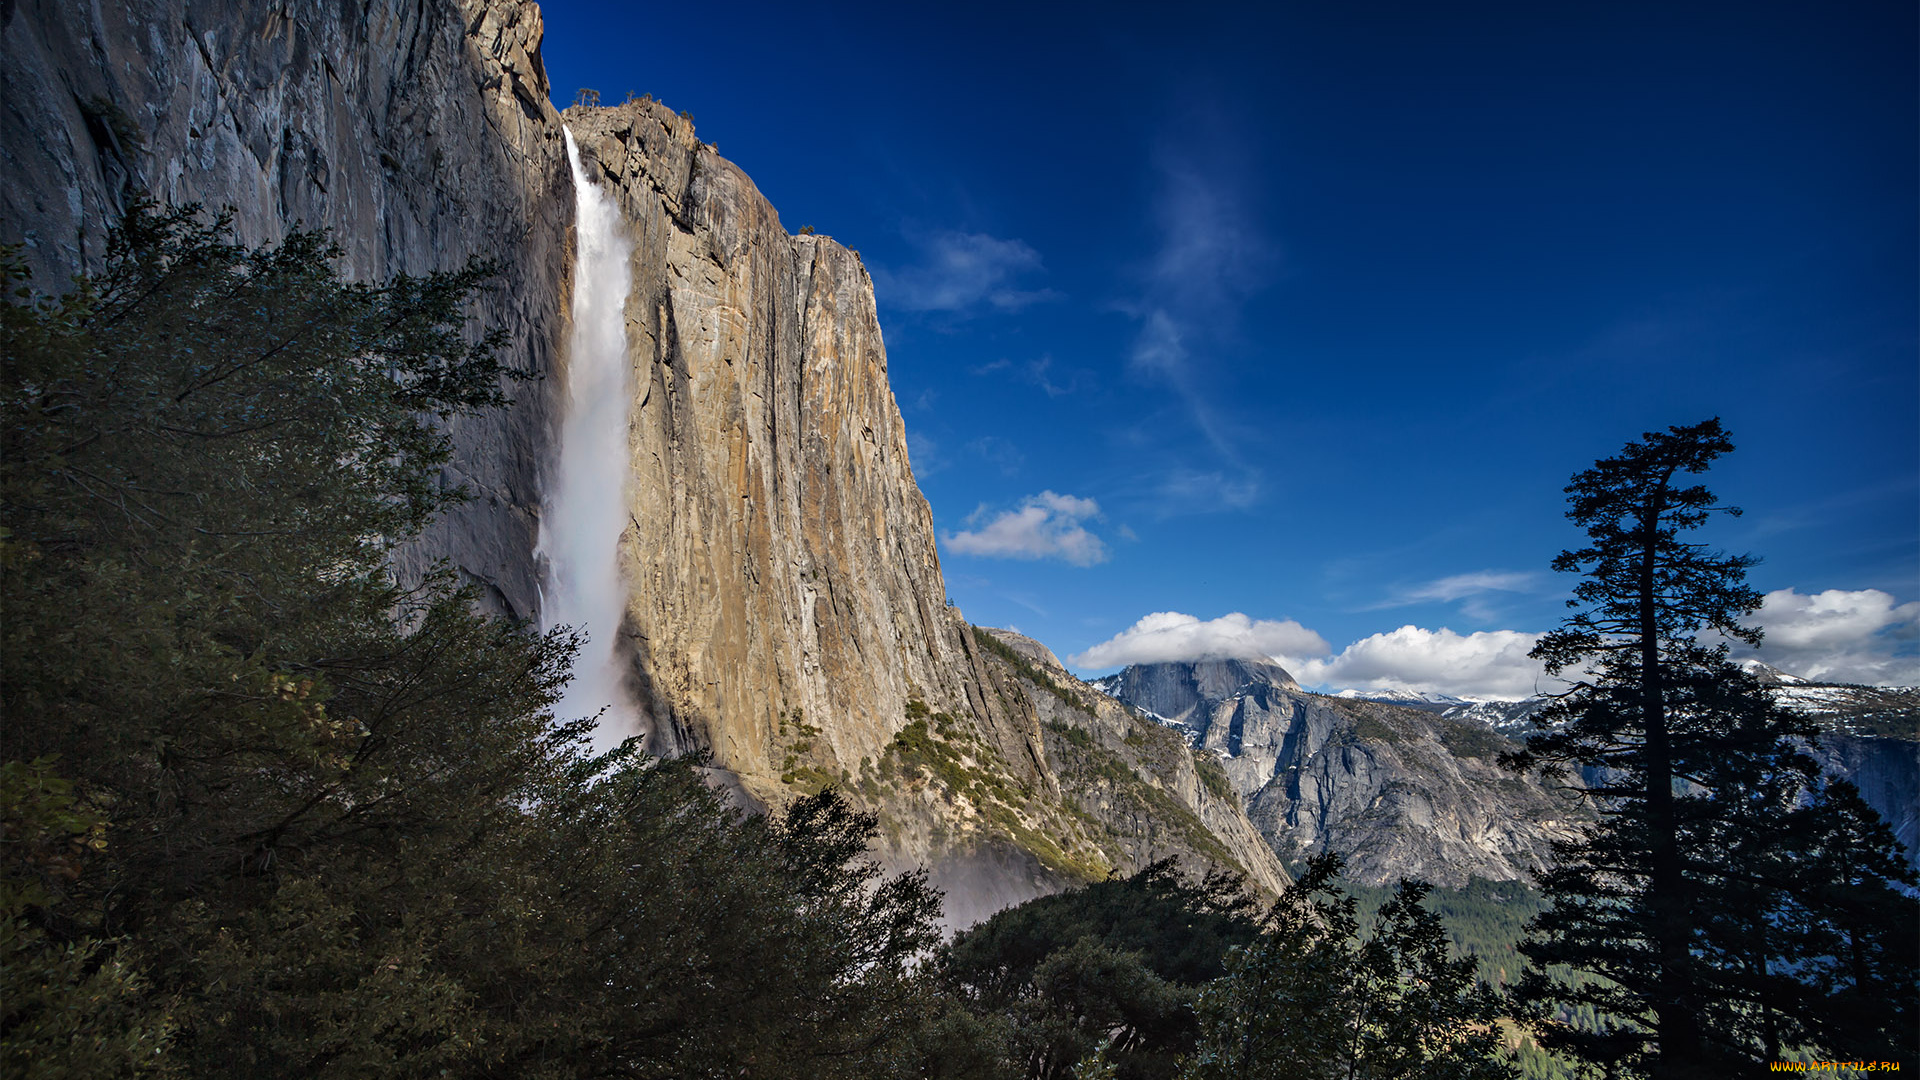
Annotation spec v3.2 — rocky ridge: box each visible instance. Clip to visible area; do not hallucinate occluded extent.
[1094,659,1588,887]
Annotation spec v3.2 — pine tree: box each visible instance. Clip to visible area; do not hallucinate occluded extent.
[1505,419,1918,1077]
[1184,855,1514,1080]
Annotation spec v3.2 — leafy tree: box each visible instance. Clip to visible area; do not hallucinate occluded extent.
[1,760,171,1078]
[1184,854,1514,1080]
[1505,419,1918,1077]
[0,205,951,1078]
[940,861,1261,1080]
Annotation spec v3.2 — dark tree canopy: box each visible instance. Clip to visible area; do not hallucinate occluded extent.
[938,860,1262,1080]
[1185,855,1515,1080]
[1505,420,1918,1078]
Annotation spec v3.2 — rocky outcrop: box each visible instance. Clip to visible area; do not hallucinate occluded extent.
[1806,734,1918,859]
[1096,660,1586,887]
[981,631,1289,899]
[559,103,1008,789]
[1,0,570,618]
[557,106,1286,908]
[1440,680,1918,865]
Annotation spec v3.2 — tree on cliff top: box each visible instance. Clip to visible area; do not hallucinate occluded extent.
[1504,419,1918,1077]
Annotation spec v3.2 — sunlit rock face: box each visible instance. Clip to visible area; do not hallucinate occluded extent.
[559,102,997,787]
[0,0,571,619]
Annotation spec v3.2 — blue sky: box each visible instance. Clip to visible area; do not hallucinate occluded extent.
[539,0,1917,694]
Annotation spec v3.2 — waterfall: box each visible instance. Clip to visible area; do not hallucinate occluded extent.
[539,127,637,752]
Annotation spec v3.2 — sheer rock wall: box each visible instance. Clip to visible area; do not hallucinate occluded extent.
[0,0,571,618]
[560,103,1013,794]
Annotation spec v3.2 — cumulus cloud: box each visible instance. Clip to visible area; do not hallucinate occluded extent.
[1734,588,1920,685]
[1286,626,1553,701]
[873,231,1057,314]
[1068,611,1329,669]
[943,491,1108,566]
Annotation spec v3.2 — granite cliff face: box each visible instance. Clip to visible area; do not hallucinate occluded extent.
[1095,660,1586,887]
[1,0,570,618]
[556,104,1287,908]
[3,0,1281,918]
[979,631,1288,899]
[559,103,994,786]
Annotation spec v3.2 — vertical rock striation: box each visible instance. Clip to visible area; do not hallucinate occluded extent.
[1097,660,1587,887]
[561,103,1004,786]
[1,0,571,617]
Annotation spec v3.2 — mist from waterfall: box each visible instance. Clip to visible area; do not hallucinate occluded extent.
[539,128,637,753]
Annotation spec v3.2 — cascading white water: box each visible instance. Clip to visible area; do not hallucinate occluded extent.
[538,128,637,752]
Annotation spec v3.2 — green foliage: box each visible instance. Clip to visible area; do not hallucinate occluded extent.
[1041,723,1240,872]
[1184,855,1516,1080]
[0,209,947,1078]
[889,716,1108,881]
[1192,751,1236,803]
[941,862,1261,1080]
[1,760,171,1078]
[1506,420,1920,1077]
[1347,708,1407,745]
[1435,717,1514,761]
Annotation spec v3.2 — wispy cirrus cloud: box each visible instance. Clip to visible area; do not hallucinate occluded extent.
[971,354,1081,397]
[1121,137,1273,507]
[905,429,943,475]
[1366,570,1546,620]
[966,435,1025,475]
[872,230,1058,315]
[943,491,1109,566]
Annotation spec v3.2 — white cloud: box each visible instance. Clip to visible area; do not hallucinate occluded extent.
[1069,611,1329,669]
[1379,570,1542,606]
[943,491,1108,566]
[1735,588,1920,685]
[1367,570,1545,621]
[873,231,1057,314]
[1287,626,1553,701]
